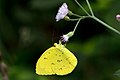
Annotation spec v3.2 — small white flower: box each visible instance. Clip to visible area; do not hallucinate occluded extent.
[116,14,120,21]
[55,3,69,21]
[60,31,74,43]
[60,34,69,43]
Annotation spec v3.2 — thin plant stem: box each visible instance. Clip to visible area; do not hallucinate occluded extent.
[92,16,120,35]
[73,18,82,34]
[69,18,80,21]
[72,13,82,17]
[74,0,90,16]
[86,0,94,16]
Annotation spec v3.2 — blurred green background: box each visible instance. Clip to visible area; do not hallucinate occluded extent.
[0,0,120,80]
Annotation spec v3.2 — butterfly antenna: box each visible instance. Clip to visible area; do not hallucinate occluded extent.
[51,28,55,44]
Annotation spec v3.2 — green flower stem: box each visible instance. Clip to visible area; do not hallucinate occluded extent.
[73,18,82,34]
[67,0,120,36]
[74,0,90,16]
[92,16,120,35]
[86,0,94,16]
[72,13,82,17]
[59,18,81,44]
[70,14,120,35]
[85,0,120,35]
[66,18,81,39]
[69,18,80,21]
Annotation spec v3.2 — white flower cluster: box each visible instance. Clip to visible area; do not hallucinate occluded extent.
[55,3,69,21]
[56,3,73,43]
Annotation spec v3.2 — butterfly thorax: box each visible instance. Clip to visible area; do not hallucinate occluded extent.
[54,43,65,50]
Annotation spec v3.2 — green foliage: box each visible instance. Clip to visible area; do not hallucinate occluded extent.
[0,0,120,80]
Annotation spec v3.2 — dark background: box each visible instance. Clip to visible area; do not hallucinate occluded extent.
[0,0,120,80]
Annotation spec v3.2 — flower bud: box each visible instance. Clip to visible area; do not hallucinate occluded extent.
[64,16,70,21]
[116,14,120,21]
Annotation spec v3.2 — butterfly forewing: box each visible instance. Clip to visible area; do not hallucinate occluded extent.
[36,43,77,75]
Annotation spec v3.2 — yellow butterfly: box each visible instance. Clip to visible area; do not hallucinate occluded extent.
[36,43,77,75]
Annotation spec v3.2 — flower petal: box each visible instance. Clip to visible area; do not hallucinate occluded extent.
[55,3,69,21]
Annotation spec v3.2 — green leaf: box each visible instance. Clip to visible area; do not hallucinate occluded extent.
[114,69,120,77]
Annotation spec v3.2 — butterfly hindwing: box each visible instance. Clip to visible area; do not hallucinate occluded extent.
[36,43,77,75]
